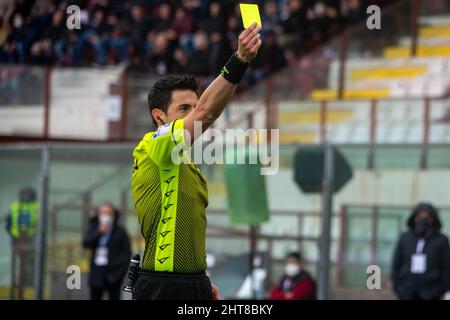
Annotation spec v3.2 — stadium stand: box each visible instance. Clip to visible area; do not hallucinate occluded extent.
[1,0,450,301]
[0,0,389,87]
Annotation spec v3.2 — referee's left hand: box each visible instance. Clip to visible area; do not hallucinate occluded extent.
[211,283,221,300]
[236,22,262,63]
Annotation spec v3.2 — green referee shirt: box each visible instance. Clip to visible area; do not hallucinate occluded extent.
[131,119,209,273]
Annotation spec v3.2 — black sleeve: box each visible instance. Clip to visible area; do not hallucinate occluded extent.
[82,222,101,249]
[440,236,450,293]
[4,213,11,236]
[121,227,132,263]
[109,227,132,284]
[391,234,404,292]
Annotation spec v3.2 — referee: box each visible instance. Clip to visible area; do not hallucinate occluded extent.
[131,23,262,300]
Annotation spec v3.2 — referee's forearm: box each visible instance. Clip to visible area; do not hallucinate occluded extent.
[197,75,237,124]
[184,75,237,141]
[184,23,261,143]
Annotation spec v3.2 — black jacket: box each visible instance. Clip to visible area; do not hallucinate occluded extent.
[392,203,450,300]
[82,216,131,288]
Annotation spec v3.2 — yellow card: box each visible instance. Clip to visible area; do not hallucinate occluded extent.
[239,3,262,29]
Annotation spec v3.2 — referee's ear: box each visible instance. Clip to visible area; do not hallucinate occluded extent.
[151,108,166,128]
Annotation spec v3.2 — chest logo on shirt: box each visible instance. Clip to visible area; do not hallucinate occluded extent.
[153,123,171,139]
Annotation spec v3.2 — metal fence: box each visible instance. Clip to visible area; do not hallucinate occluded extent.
[1,142,450,299]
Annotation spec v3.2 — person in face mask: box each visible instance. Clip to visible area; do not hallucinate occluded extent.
[269,252,317,300]
[82,203,131,300]
[414,211,433,238]
[392,202,450,300]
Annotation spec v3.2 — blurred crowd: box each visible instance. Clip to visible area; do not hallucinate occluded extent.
[0,0,388,84]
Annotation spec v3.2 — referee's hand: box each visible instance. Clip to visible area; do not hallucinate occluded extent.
[236,22,262,63]
[211,283,221,300]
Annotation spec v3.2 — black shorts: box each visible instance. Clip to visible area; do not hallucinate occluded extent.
[132,270,213,300]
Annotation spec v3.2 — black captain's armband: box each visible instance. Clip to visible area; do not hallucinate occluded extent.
[220,52,249,84]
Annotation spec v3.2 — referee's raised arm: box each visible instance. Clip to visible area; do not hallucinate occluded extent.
[183,22,262,143]
[131,22,262,301]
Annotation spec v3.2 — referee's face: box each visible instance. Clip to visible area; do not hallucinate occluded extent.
[165,89,198,123]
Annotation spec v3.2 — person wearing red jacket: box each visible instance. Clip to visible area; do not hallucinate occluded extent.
[269,252,317,300]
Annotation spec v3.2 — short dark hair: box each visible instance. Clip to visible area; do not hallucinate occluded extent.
[19,186,37,202]
[286,251,302,262]
[96,202,120,222]
[147,74,199,127]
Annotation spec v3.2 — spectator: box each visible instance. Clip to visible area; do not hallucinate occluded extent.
[253,30,287,77]
[172,47,190,74]
[104,12,128,64]
[0,17,11,61]
[261,1,280,37]
[392,203,450,300]
[128,5,151,46]
[342,0,365,25]
[280,0,307,35]
[44,11,66,64]
[202,1,227,35]
[82,203,131,300]
[208,31,233,76]
[188,30,210,76]
[305,2,339,45]
[172,6,196,54]
[85,9,109,65]
[171,6,195,36]
[269,252,317,300]
[154,3,172,33]
[277,0,307,51]
[0,0,391,86]
[5,13,28,63]
[226,15,240,45]
[147,32,174,75]
[126,40,143,71]
[29,38,52,64]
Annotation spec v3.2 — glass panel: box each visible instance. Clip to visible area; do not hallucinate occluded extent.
[373,146,422,169]
[278,101,321,144]
[338,146,370,169]
[376,100,424,144]
[427,147,450,168]
[47,144,134,299]
[0,66,46,137]
[0,147,42,299]
[429,99,450,144]
[327,100,371,144]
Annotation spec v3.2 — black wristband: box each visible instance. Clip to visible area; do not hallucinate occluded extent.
[220,53,249,84]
